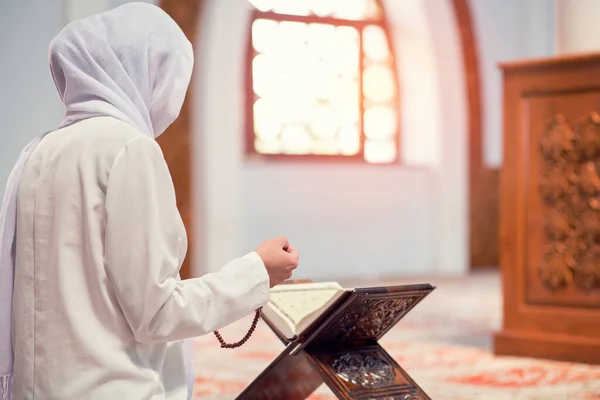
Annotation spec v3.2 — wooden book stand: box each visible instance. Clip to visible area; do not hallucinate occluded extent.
[237,283,435,400]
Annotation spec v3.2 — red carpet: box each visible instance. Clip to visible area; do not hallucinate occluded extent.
[191,272,600,399]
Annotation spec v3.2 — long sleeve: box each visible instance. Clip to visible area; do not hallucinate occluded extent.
[103,135,270,344]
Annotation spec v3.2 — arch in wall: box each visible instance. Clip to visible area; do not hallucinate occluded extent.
[451,0,498,269]
[158,0,482,277]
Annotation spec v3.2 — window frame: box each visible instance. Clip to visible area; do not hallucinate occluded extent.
[244,3,401,164]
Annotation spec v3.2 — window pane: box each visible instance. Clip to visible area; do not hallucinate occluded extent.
[273,0,310,16]
[363,25,389,62]
[278,21,308,51]
[252,19,279,54]
[365,139,397,163]
[306,25,359,78]
[338,125,360,155]
[312,139,339,155]
[252,20,362,156]
[252,54,279,98]
[337,26,359,43]
[278,95,312,125]
[254,99,282,140]
[364,106,396,139]
[281,125,313,154]
[363,65,395,103]
[365,0,383,20]
[306,24,337,57]
[332,78,360,124]
[312,65,339,100]
[310,102,338,140]
[276,72,313,124]
[250,0,383,19]
[331,26,360,77]
[309,0,339,17]
[248,0,397,161]
[255,138,282,154]
[332,0,368,20]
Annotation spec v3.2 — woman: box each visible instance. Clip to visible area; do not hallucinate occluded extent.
[0,3,298,399]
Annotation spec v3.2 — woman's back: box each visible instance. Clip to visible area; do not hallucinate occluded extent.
[12,117,189,399]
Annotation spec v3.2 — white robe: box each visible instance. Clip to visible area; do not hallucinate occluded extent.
[12,117,270,399]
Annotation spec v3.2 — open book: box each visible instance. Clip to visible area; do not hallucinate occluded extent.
[261,281,350,340]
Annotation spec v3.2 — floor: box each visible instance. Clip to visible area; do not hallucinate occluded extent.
[190,271,600,399]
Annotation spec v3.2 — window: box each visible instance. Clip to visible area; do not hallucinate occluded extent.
[246,0,400,163]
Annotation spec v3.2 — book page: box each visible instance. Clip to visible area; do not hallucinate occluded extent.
[268,282,344,330]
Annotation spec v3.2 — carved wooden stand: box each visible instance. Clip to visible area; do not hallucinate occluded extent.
[237,284,434,400]
[495,54,600,364]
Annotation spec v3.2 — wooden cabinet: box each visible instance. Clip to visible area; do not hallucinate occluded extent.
[494,53,600,364]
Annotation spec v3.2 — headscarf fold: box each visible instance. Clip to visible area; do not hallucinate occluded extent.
[0,3,194,399]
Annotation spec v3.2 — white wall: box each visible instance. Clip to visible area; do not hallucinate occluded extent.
[521,0,556,59]
[64,0,108,21]
[64,0,158,21]
[0,0,158,199]
[424,0,469,275]
[109,0,157,10]
[390,0,442,167]
[555,0,600,54]
[195,0,468,280]
[0,0,63,195]
[469,0,555,168]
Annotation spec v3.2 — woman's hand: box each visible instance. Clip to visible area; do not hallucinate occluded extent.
[255,236,299,287]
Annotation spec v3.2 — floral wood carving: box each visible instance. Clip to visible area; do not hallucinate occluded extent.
[333,353,396,387]
[539,113,600,291]
[318,296,418,343]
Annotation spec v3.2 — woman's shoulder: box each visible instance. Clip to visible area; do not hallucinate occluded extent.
[40,117,162,178]
[78,116,150,143]
[51,116,158,157]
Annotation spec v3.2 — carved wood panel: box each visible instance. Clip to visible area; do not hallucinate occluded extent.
[308,345,428,400]
[311,292,426,345]
[524,94,600,308]
[539,114,600,291]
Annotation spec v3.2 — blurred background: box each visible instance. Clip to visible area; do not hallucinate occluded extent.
[3,1,600,398]
[4,0,581,282]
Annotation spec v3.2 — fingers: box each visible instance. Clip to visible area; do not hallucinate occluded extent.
[285,244,297,255]
[286,246,299,260]
[275,236,290,250]
[285,245,299,269]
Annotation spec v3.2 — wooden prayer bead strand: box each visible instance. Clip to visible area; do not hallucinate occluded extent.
[213,308,262,349]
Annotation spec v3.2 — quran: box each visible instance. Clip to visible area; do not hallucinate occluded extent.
[240,281,436,400]
[262,281,349,340]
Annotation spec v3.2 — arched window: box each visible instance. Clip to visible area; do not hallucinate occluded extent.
[246,0,400,163]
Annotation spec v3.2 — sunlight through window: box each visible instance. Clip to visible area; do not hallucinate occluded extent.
[247,0,399,163]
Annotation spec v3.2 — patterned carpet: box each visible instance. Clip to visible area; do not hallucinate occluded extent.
[191,272,600,399]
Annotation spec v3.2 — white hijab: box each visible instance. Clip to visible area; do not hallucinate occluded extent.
[0,3,194,399]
